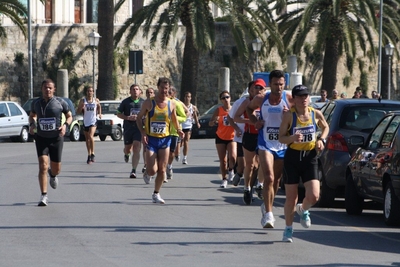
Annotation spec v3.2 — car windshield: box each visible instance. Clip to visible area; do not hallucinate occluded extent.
[101,103,120,115]
[340,107,394,132]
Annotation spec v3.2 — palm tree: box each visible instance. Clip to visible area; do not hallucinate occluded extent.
[114,0,282,103]
[0,0,29,43]
[268,0,400,96]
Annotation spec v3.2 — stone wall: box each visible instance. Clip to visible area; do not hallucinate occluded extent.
[0,23,395,113]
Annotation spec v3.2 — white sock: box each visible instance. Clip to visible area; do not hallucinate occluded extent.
[183,155,187,160]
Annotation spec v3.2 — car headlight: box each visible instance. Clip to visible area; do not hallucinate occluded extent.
[104,120,111,125]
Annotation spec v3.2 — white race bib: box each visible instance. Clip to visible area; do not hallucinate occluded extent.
[39,117,56,131]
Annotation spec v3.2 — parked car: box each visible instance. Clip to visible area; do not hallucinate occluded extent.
[309,95,326,109]
[318,98,400,207]
[191,104,222,139]
[22,97,81,141]
[79,100,123,141]
[346,111,400,226]
[0,101,30,142]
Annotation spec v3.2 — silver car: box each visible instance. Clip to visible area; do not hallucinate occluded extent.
[0,101,30,142]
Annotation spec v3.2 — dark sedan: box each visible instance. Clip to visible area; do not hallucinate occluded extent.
[346,112,400,226]
[191,104,222,139]
[318,99,400,207]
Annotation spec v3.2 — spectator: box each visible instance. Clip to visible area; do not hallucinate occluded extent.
[331,89,339,100]
[316,90,329,103]
[371,90,380,99]
[340,92,347,99]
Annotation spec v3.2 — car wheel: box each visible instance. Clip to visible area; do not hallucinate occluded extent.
[383,181,400,226]
[345,172,363,215]
[317,168,336,207]
[19,127,29,142]
[111,126,122,141]
[69,124,80,142]
[99,135,107,141]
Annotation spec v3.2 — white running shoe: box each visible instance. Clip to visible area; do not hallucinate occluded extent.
[296,203,311,228]
[166,167,173,179]
[48,169,58,189]
[261,212,275,228]
[143,172,151,184]
[152,193,165,204]
[38,194,48,206]
[228,170,234,183]
[220,179,228,188]
[182,158,188,165]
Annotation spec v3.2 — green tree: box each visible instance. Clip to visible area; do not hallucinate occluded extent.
[268,0,400,96]
[114,0,282,103]
[0,0,29,43]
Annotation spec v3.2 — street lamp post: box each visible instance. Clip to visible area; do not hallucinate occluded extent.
[252,38,262,72]
[385,42,394,100]
[88,30,101,98]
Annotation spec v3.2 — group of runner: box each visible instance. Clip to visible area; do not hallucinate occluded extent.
[209,70,329,242]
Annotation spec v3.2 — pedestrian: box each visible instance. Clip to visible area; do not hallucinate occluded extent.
[234,79,266,204]
[142,88,156,173]
[246,70,294,228]
[340,92,347,99]
[176,91,200,165]
[371,90,380,99]
[166,86,187,182]
[209,90,236,188]
[331,89,339,100]
[278,84,329,242]
[28,79,73,206]
[136,77,184,204]
[316,89,329,103]
[76,86,102,164]
[117,84,145,178]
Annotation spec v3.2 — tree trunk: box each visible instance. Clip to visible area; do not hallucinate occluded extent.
[97,0,114,100]
[321,38,339,98]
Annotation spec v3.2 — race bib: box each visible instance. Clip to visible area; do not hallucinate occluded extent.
[150,121,166,134]
[39,117,56,131]
[266,127,279,140]
[86,103,95,112]
[293,125,316,143]
[130,108,140,115]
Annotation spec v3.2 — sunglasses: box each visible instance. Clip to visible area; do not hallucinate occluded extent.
[220,96,230,100]
[255,86,264,90]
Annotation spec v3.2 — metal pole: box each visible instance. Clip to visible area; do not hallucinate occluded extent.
[388,56,391,100]
[28,0,33,98]
[377,0,383,95]
[255,51,258,72]
[92,47,96,99]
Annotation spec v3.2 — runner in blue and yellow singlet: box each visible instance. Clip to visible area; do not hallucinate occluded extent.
[136,77,184,204]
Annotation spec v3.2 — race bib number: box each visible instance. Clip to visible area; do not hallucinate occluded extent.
[223,116,230,126]
[266,127,279,140]
[86,103,95,112]
[150,121,166,134]
[39,117,56,131]
[293,125,316,143]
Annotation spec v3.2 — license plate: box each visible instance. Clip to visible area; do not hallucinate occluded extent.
[199,130,206,135]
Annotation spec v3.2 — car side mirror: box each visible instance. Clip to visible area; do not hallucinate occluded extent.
[349,136,364,146]
[0,113,6,118]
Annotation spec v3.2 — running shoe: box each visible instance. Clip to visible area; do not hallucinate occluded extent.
[175,156,180,162]
[228,171,234,183]
[152,193,165,204]
[243,189,252,205]
[142,166,146,173]
[143,172,151,184]
[182,158,188,165]
[255,185,264,200]
[296,203,311,228]
[261,212,275,228]
[166,167,173,179]
[124,154,129,163]
[282,227,294,243]
[90,154,95,163]
[48,169,58,189]
[38,194,48,206]
[130,171,136,179]
[232,173,241,186]
[220,179,228,188]
[86,155,91,164]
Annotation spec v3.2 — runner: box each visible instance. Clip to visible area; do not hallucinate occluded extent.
[76,86,102,164]
[28,79,73,206]
[142,88,155,173]
[117,84,145,178]
[136,77,184,204]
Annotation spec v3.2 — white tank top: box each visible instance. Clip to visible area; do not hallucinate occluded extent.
[258,92,289,151]
[182,104,194,129]
[83,97,97,127]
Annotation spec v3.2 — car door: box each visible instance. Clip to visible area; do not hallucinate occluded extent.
[367,115,400,200]
[7,102,27,136]
[0,103,12,136]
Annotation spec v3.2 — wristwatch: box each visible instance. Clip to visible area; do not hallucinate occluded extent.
[318,137,326,145]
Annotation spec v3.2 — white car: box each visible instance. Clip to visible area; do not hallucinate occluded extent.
[0,101,30,142]
[98,100,123,141]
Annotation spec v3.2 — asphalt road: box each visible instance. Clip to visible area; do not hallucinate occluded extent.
[0,137,399,267]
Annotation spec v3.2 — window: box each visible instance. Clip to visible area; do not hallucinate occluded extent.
[368,116,391,149]
[87,0,99,23]
[0,103,9,117]
[381,116,400,148]
[8,103,22,116]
